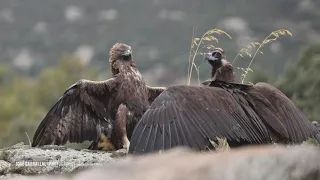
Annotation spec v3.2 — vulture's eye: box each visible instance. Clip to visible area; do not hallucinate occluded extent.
[212,52,222,59]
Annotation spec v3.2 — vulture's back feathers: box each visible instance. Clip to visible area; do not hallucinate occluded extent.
[129,85,275,154]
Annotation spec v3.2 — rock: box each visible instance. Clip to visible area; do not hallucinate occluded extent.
[4,144,320,180]
[0,160,11,174]
[0,143,126,177]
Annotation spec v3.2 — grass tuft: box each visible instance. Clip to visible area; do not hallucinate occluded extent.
[187,28,292,85]
[25,132,32,146]
[236,29,293,84]
[187,28,232,85]
[209,137,230,152]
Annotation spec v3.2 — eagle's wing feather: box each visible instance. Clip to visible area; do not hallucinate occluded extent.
[32,78,118,147]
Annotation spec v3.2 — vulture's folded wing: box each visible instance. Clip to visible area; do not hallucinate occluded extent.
[32,78,118,147]
[129,85,273,154]
[251,82,320,143]
[146,86,167,104]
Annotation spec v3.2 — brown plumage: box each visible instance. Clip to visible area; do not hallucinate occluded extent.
[128,84,279,155]
[202,48,239,85]
[128,50,283,154]
[32,43,166,151]
[203,48,320,144]
[128,47,320,155]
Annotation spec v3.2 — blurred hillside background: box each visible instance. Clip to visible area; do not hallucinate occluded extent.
[1,0,320,148]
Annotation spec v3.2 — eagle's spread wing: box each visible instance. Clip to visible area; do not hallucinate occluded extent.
[250,82,320,143]
[129,85,273,154]
[32,78,118,147]
[147,86,166,104]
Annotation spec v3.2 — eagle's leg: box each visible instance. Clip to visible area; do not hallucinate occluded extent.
[114,103,130,151]
[88,134,116,151]
[98,134,116,151]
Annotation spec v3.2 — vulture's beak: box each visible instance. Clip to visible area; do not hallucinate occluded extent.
[204,52,220,62]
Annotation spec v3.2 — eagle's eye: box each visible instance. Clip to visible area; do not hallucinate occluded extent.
[121,51,132,60]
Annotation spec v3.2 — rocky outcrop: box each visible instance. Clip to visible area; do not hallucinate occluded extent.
[2,143,320,180]
[0,143,126,178]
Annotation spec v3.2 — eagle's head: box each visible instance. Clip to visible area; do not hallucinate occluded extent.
[109,43,134,75]
[204,47,227,68]
[109,43,133,64]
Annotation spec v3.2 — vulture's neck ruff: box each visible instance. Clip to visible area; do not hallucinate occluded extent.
[204,48,239,84]
[213,60,239,83]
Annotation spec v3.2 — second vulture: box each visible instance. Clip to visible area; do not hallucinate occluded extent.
[128,47,320,154]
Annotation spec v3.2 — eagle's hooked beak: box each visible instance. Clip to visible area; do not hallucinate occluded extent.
[123,49,132,56]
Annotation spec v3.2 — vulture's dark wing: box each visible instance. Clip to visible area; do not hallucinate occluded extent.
[129,85,274,154]
[250,82,320,143]
[32,78,118,147]
[208,80,289,141]
[146,86,167,104]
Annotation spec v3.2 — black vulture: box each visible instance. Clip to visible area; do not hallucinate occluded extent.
[203,48,320,144]
[128,53,289,154]
[129,47,320,155]
[32,43,166,151]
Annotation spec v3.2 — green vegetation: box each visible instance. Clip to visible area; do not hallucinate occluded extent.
[2,0,319,84]
[0,56,105,148]
[276,44,320,122]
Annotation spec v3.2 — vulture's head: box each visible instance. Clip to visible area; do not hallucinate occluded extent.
[109,43,133,64]
[204,47,227,68]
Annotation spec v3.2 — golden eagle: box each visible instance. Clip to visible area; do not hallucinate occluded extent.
[32,43,166,151]
[128,48,320,154]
